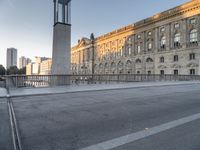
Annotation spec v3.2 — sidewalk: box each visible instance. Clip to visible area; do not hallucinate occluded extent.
[7,81,200,98]
[0,88,7,98]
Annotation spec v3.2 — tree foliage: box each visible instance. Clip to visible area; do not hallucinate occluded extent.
[0,65,6,75]
[7,66,19,75]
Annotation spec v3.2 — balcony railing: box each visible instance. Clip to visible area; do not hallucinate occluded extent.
[2,74,200,88]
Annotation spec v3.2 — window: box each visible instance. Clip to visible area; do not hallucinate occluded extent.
[161,36,166,49]
[174,23,180,28]
[174,55,179,62]
[190,69,195,75]
[137,71,140,74]
[137,34,141,39]
[148,31,152,36]
[174,70,179,75]
[160,57,164,63]
[174,33,181,47]
[190,18,196,24]
[136,59,142,63]
[146,58,153,63]
[161,27,165,32]
[128,37,132,41]
[160,70,164,75]
[190,53,195,60]
[137,45,141,54]
[128,47,132,55]
[147,43,152,51]
[120,49,123,56]
[148,71,151,75]
[190,29,198,43]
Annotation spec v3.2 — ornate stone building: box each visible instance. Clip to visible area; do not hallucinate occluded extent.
[71,0,200,75]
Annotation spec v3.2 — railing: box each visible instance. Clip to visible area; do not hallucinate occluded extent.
[0,76,6,88]
[2,74,200,88]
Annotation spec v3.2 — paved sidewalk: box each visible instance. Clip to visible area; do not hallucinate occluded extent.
[0,88,7,98]
[8,81,200,97]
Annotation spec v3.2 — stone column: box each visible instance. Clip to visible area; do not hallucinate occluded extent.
[182,19,187,48]
[166,24,170,51]
[154,27,159,52]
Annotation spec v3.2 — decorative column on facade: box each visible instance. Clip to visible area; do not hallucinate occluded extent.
[182,19,187,48]
[154,27,159,52]
[166,24,170,51]
[170,23,174,49]
[143,31,146,53]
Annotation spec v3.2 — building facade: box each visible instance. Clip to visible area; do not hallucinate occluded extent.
[7,48,17,69]
[26,57,52,75]
[19,56,32,69]
[71,0,200,75]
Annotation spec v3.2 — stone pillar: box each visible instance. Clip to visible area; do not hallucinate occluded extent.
[52,23,71,75]
[52,0,71,75]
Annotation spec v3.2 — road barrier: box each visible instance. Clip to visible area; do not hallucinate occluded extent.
[2,74,200,88]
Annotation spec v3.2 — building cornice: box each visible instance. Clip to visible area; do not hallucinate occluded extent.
[72,0,200,50]
[95,0,200,42]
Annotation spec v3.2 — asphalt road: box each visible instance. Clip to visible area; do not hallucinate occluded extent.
[1,84,200,150]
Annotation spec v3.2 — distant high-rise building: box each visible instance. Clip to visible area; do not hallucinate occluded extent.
[26,56,51,75]
[7,48,17,69]
[26,58,32,65]
[19,56,32,69]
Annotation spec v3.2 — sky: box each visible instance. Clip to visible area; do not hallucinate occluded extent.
[0,0,190,67]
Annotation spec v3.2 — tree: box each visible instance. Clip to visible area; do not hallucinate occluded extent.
[0,65,6,75]
[18,67,26,75]
[7,66,19,75]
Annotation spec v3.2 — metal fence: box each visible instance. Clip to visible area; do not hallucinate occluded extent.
[2,74,200,88]
[0,76,6,88]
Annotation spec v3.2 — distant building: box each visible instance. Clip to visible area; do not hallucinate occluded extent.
[7,48,17,69]
[40,59,52,75]
[26,63,32,75]
[26,58,32,65]
[26,57,52,75]
[19,56,32,69]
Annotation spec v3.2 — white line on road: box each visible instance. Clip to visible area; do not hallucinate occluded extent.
[80,113,200,150]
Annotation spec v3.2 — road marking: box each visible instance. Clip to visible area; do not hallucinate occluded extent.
[80,113,200,150]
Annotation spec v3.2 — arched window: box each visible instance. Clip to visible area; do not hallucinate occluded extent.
[147,43,152,51]
[190,29,198,43]
[118,61,124,67]
[111,62,116,68]
[174,33,181,43]
[105,63,108,68]
[174,33,181,47]
[136,59,142,63]
[146,58,153,63]
[99,63,103,68]
[126,60,132,66]
[160,36,166,48]
[137,45,141,54]
[160,57,164,63]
